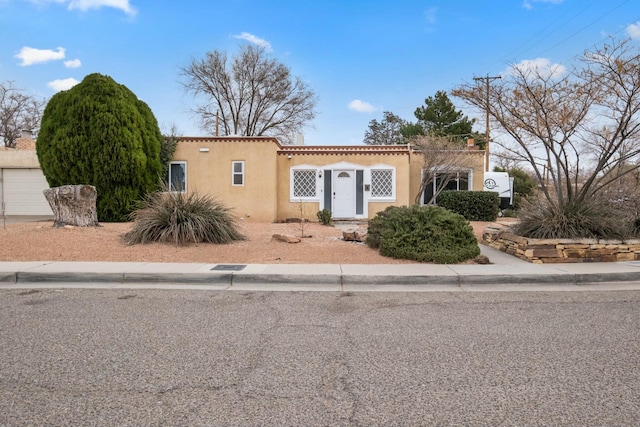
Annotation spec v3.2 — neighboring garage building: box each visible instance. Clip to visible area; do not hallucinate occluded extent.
[0,136,53,217]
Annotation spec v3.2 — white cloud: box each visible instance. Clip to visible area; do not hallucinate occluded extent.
[627,21,640,40]
[504,57,567,79]
[64,58,82,68]
[348,99,376,113]
[523,0,564,9]
[15,46,65,66]
[69,0,136,15]
[48,77,80,92]
[27,0,136,16]
[424,7,437,25]
[233,32,272,51]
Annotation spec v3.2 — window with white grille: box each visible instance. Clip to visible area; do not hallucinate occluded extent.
[293,169,316,198]
[371,169,393,198]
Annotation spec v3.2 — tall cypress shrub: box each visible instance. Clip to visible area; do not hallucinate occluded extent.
[37,73,163,222]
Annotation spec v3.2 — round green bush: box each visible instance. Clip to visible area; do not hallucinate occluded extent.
[366,205,480,264]
[37,73,163,222]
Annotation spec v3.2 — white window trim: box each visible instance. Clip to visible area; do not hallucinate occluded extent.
[168,161,187,193]
[232,161,244,186]
[369,167,396,202]
[290,166,320,201]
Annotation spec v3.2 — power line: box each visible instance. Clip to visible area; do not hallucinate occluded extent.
[537,0,632,57]
[494,0,632,70]
[498,0,599,64]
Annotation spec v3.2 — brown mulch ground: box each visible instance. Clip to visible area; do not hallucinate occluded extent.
[0,220,508,264]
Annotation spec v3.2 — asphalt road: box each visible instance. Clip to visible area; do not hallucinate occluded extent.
[1,288,639,426]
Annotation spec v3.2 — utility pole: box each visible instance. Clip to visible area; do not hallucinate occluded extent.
[473,74,501,172]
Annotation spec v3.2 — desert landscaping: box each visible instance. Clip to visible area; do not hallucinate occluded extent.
[0,219,495,264]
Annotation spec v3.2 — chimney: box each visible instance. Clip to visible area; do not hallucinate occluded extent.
[21,129,32,139]
[467,138,478,150]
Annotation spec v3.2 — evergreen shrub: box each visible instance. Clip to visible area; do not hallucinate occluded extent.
[317,209,332,225]
[37,73,163,222]
[366,205,480,264]
[437,191,499,221]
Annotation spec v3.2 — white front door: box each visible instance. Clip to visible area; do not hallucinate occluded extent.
[332,170,355,218]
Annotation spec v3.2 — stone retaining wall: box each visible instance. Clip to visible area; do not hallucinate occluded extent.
[482,227,640,264]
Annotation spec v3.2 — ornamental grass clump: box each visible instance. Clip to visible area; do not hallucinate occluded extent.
[366,205,480,264]
[124,191,245,246]
[513,197,628,239]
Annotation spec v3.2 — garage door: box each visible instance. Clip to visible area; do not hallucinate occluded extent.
[2,169,53,215]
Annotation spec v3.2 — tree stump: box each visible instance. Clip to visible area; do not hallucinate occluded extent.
[43,185,100,227]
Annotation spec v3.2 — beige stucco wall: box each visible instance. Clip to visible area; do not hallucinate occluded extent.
[173,138,279,222]
[276,152,412,221]
[173,138,487,223]
[0,149,41,168]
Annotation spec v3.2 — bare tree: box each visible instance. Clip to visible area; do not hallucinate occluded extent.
[0,81,45,147]
[412,135,477,204]
[181,44,317,145]
[452,39,640,210]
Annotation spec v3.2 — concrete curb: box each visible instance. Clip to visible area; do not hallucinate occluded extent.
[232,273,342,285]
[0,272,16,283]
[4,270,640,287]
[341,274,459,286]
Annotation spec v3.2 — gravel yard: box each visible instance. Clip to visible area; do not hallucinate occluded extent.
[0,219,497,264]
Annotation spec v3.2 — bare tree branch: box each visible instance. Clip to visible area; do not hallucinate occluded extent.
[453,38,640,209]
[0,81,46,148]
[411,135,477,204]
[181,45,317,144]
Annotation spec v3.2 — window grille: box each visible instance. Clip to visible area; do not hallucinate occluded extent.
[293,170,316,198]
[371,169,393,197]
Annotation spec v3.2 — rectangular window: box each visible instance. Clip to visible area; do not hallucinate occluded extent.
[232,161,244,186]
[167,161,186,192]
[423,170,471,204]
[371,169,393,198]
[292,169,316,198]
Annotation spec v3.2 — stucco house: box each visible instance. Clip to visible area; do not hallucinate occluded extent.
[170,136,486,222]
[0,134,485,220]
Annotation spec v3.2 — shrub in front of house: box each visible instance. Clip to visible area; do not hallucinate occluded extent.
[514,196,629,239]
[37,73,163,222]
[366,205,480,264]
[437,190,500,221]
[317,208,332,225]
[124,191,245,245]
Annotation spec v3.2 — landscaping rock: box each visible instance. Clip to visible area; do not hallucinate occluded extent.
[342,228,367,242]
[272,233,301,243]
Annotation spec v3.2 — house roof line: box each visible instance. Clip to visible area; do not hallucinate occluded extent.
[278,145,411,155]
[177,137,485,156]
[178,136,283,148]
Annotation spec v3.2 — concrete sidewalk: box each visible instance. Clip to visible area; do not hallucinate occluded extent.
[2,245,640,291]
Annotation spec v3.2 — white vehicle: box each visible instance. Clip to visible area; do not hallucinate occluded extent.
[483,171,514,210]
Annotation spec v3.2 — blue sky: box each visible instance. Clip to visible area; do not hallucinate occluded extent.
[1,0,639,145]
